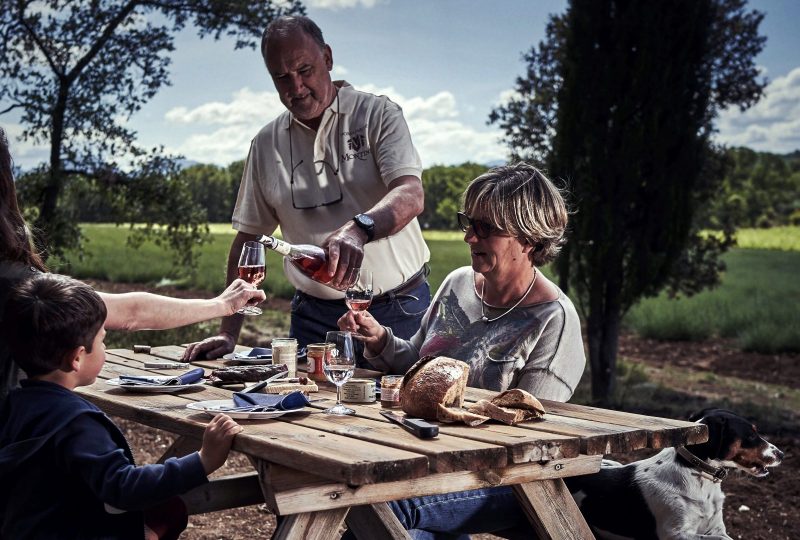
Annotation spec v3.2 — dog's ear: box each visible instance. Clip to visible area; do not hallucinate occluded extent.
[689,408,716,422]
[690,414,729,460]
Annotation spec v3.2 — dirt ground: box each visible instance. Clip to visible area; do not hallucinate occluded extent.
[95,283,797,539]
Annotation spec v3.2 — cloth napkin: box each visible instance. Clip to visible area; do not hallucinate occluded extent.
[234,347,271,359]
[232,390,310,411]
[120,367,205,386]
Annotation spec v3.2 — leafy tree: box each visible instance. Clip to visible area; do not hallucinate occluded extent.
[491,0,766,404]
[0,0,303,264]
[704,147,800,228]
[179,163,238,223]
[421,163,489,229]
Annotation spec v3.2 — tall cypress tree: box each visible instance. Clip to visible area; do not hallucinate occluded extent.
[491,0,765,403]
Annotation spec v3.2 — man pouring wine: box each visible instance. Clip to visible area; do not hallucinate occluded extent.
[184,15,431,362]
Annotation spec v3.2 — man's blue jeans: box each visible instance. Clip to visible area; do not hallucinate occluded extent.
[289,279,431,368]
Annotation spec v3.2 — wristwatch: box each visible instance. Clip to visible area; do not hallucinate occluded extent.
[353,213,375,242]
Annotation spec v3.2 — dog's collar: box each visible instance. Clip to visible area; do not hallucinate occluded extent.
[676,446,728,482]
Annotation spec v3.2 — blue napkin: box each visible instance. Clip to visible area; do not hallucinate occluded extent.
[120,367,205,386]
[235,347,271,359]
[232,390,310,411]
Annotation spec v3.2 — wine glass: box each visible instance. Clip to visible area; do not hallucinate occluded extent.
[345,268,373,313]
[236,241,265,315]
[323,331,356,415]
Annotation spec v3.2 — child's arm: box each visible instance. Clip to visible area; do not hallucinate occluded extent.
[55,413,241,511]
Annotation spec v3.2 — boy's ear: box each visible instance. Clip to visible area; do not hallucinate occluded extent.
[63,346,85,373]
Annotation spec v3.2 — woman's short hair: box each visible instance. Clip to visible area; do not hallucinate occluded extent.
[261,15,326,65]
[3,273,107,377]
[463,162,569,266]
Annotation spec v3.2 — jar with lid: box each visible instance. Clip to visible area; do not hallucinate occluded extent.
[306,343,333,382]
[380,375,403,408]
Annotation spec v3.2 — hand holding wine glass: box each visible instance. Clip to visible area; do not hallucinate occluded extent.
[237,241,265,315]
[345,268,373,313]
[323,331,356,415]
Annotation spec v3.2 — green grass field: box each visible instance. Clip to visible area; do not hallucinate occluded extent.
[58,224,800,353]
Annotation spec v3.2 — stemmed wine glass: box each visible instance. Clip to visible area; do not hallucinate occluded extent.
[345,268,373,313]
[323,331,356,415]
[237,241,265,315]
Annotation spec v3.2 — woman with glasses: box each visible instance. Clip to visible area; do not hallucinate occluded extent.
[338,162,586,539]
[340,162,584,402]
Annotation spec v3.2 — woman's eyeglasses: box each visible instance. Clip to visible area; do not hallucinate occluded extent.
[457,212,498,239]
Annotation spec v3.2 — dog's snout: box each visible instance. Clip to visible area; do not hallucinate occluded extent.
[769,444,784,463]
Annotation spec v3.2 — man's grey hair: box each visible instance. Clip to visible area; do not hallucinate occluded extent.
[261,15,326,65]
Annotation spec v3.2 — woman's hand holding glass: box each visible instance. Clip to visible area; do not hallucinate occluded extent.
[337,310,388,356]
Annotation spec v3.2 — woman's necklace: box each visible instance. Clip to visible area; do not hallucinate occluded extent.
[479,268,537,323]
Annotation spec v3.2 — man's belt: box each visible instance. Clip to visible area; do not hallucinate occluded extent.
[370,264,430,305]
[298,264,429,307]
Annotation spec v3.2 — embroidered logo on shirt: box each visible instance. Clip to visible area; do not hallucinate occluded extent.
[341,129,371,162]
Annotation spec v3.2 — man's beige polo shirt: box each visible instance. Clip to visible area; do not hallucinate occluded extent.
[232,82,430,300]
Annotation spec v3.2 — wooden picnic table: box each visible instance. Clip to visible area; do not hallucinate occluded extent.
[77,345,708,540]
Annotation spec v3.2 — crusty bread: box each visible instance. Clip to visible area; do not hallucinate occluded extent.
[492,388,546,416]
[437,405,490,426]
[466,389,546,425]
[400,356,470,421]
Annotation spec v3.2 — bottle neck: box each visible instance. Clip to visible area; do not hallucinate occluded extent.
[258,235,292,256]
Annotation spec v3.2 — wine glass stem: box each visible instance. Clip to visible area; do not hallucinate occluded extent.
[336,385,342,406]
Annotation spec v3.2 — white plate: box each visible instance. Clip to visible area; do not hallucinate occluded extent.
[186,399,305,420]
[106,378,205,393]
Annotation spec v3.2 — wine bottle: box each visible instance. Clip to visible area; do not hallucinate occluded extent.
[257,235,334,285]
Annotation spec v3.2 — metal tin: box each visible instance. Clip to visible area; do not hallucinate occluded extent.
[342,378,377,403]
[306,343,333,382]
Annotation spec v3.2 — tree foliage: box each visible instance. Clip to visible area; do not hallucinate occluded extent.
[490,0,766,403]
[704,148,800,229]
[0,0,302,267]
[420,163,489,229]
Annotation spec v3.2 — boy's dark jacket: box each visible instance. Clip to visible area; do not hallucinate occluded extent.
[0,380,207,539]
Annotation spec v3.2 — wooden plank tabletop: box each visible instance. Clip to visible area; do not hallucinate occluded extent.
[77,347,707,488]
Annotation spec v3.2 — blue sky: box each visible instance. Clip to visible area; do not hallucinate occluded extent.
[5,0,799,169]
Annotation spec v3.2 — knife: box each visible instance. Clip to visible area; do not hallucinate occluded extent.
[379,410,439,439]
[242,371,289,393]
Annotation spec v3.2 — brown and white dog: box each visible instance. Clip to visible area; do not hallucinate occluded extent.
[567,408,784,540]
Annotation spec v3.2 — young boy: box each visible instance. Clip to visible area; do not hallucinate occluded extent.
[0,273,242,539]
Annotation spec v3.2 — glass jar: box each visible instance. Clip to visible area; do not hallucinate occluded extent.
[306,342,333,382]
[380,375,403,408]
[271,338,298,377]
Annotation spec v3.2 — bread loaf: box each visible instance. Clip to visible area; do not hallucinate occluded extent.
[400,356,470,422]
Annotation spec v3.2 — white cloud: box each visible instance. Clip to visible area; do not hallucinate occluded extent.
[162,84,508,167]
[308,0,384,9]
[716,67,800,153]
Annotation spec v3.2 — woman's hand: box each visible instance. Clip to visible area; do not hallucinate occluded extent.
[217,278,266,316]
[338,310,388,355]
